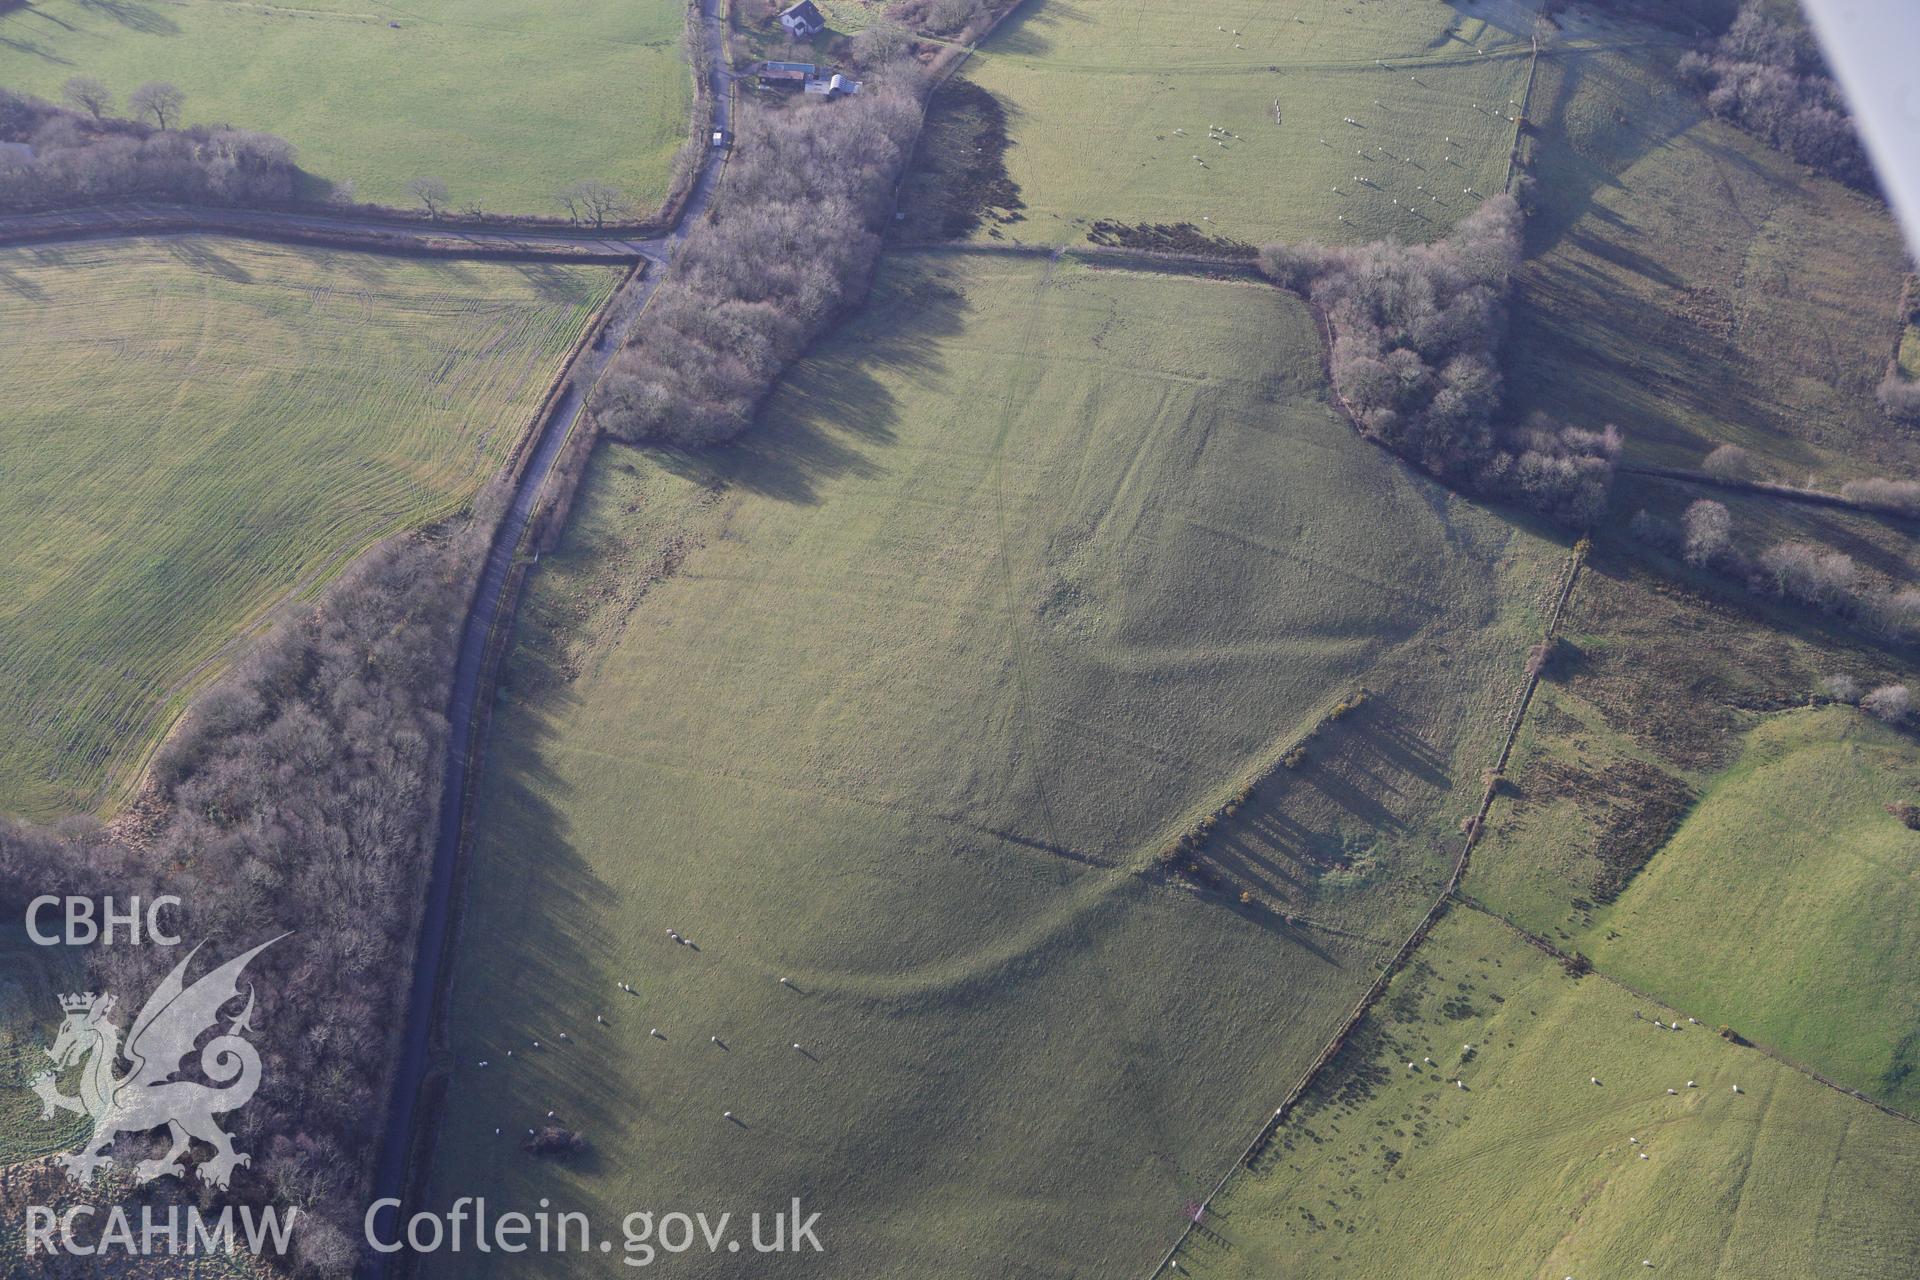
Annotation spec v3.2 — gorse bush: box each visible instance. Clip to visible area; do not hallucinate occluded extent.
[0,88,298,212]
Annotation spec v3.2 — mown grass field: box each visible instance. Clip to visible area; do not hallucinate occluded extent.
[1505,17,1912,482]
[0,0,690,214]
[417,252,1562,1278]
[957,0,1535,247]
[1174,906,1920,1279]
[1467,547,1920,1113]
[0,236,619,819]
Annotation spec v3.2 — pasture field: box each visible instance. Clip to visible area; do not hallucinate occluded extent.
[1900,325,1919,380]
[417,253,1563,1278]
[0,236,620,819]
[1466,550,1920,1112]
[1505,18,1913,482]
[1172,906,1920,1279]
[0,0,690,214]
[957,0,1535,247]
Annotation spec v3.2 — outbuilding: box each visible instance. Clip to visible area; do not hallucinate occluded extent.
[758,60,816,88]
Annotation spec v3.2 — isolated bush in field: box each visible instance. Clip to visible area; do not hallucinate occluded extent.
[1681,499,1732,568]
[1821,673,1862,704]
[1878,373,1920,423]
[1676,2,1874,191]
[1862,683,1912,724]
[1702,443,1756,480]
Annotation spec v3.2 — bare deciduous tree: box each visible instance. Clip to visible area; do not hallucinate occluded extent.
[127,81,185,130]
[407,175,450,218]
[1862,683,1911,724]
[1821,673,1861,704]
[61,75,113,121]
[556,179,633,228]
[1682,499,1731,567]
[851,17,912,67]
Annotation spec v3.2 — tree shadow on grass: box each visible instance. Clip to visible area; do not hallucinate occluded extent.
[979,0,1089,60]
[649,262,970,506]
[0,264,47,301]
[168,237,254,284]
[71,0,178,35]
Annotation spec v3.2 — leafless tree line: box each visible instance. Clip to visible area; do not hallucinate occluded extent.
[1,499,499,1276]
[1633,496,1920,642]
[1260,195,1620,527]
[0,84,297,212]
[593,65,925,446]
[1676,1,1875,191]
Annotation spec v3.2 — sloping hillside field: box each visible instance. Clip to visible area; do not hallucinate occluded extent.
[0,237,620,817]
[963,0,1534,246]
[1174,907,1920,1279]
[418,253,1562,1277]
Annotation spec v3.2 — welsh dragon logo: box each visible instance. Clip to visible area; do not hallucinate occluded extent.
[30,935,285,1189]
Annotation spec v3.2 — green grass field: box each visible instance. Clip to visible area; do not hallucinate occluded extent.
[416,252,1562,1277]
[957,0,1535,247]
[1576,707,1920,1112]
[0,236,619,819]
[0,0,690,214]
[1467,548,1920,1113]
[1899,326,1920,380]
[1173,906,1920,1279]
[1505,21,1912,483]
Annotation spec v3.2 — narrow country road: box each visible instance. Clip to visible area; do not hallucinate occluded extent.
[360,1,733,1268]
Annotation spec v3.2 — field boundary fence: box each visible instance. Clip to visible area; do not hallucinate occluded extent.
[1144,540,1587,1277]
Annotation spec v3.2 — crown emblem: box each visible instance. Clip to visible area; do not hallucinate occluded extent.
[60,993,100,1013]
